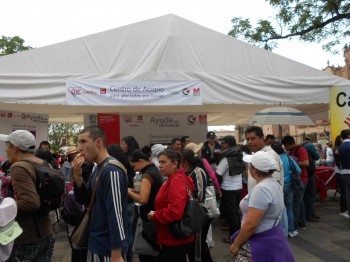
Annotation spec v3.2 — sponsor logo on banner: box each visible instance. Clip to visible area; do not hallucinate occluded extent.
[182,88,190,96]
[100,88,107,94]
[123,116,133,123]
[0,112,5,117]
[199,114,207,124]
[68,86,81,97]
[68,84,98,97]
[187,115,196,125]
[7,113,12,118]
[89,114,98,125]
[193,87,201,96]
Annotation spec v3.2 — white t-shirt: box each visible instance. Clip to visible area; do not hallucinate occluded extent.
[216,157,242,190]
[326,147,334,162]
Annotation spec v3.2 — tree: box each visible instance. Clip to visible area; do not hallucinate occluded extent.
[0,36,32,56]
[228,0,350,54]
[48,123,83,151]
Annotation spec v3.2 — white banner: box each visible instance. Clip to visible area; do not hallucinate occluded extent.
[120,113,208,146]
[66,80,203,106]
[0,111,48,159]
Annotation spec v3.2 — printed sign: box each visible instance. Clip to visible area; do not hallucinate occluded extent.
[66,80,203,106]
[0,111,48,159]
[119,113,207,146]
[330,86,350,143]
[98,114,120,145]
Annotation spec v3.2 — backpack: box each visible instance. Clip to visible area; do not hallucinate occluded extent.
[22,159,65,213]
[60,191,84,226]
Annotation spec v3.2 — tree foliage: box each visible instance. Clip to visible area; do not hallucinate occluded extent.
[48,123,83,151]
[228,0,350,54]
[0,36,32,56]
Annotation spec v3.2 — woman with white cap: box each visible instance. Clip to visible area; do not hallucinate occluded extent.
[151,144,165,168]
[229,151,294,261]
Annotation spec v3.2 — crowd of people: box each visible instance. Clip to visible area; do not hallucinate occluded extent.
[0,125,348,262]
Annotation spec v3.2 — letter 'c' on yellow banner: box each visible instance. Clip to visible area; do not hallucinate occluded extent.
[330,86,350,143]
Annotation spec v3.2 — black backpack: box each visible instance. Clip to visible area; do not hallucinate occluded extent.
[22,159,65,212]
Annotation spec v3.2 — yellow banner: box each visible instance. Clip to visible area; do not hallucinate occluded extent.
[330,86,350,143]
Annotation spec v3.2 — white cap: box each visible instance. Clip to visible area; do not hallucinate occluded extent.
[0,130,36,153]
[151,144,165,158]
[243,151,277,172]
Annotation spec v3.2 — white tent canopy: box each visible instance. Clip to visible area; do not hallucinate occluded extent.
[0,14,348,125]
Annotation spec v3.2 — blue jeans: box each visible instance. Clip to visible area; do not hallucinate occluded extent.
[280,206,288,237]
[8,235,55,262]
[284,183,294,233]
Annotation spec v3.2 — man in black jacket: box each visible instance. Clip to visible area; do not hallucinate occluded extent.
[201,131,221,170]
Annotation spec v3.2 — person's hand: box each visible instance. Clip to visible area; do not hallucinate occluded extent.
[230,243,239,256]
[218,191,222,198]
[71,153,85,187]
[147,211,155,221]
[127,188,135,195]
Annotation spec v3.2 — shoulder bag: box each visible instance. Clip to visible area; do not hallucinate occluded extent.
[168,177,209,239]
[287,156,302,190]
[132,211,160,257]
[70,162,108,248]
[203,185,220,219]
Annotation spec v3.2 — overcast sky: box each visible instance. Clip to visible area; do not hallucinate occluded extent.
[0,0,345,69]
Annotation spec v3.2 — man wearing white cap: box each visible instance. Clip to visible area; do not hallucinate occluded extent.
[0,130,55,261]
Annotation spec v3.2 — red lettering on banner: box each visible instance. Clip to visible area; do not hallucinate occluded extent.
[193,88,200,96]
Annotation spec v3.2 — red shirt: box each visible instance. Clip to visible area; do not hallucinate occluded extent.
[289,146,309,183]
[153,171,194,246]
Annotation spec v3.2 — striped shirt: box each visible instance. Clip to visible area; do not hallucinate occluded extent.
[74,157,128,257]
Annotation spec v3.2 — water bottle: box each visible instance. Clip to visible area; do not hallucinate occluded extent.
[133,171,142,193]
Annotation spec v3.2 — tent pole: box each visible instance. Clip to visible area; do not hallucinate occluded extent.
[279,124,282,142]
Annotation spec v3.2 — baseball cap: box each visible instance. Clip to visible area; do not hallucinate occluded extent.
[243,151,277,172]
[207,131,216,139]
[0,130,36,153]
[185,142,204,154]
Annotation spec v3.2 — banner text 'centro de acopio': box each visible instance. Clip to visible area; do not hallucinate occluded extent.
[65,80,203,106]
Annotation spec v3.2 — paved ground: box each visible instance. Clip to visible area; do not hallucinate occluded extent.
[53,189,350,262]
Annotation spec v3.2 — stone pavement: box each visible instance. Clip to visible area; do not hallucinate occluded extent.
[52,189,350,262]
